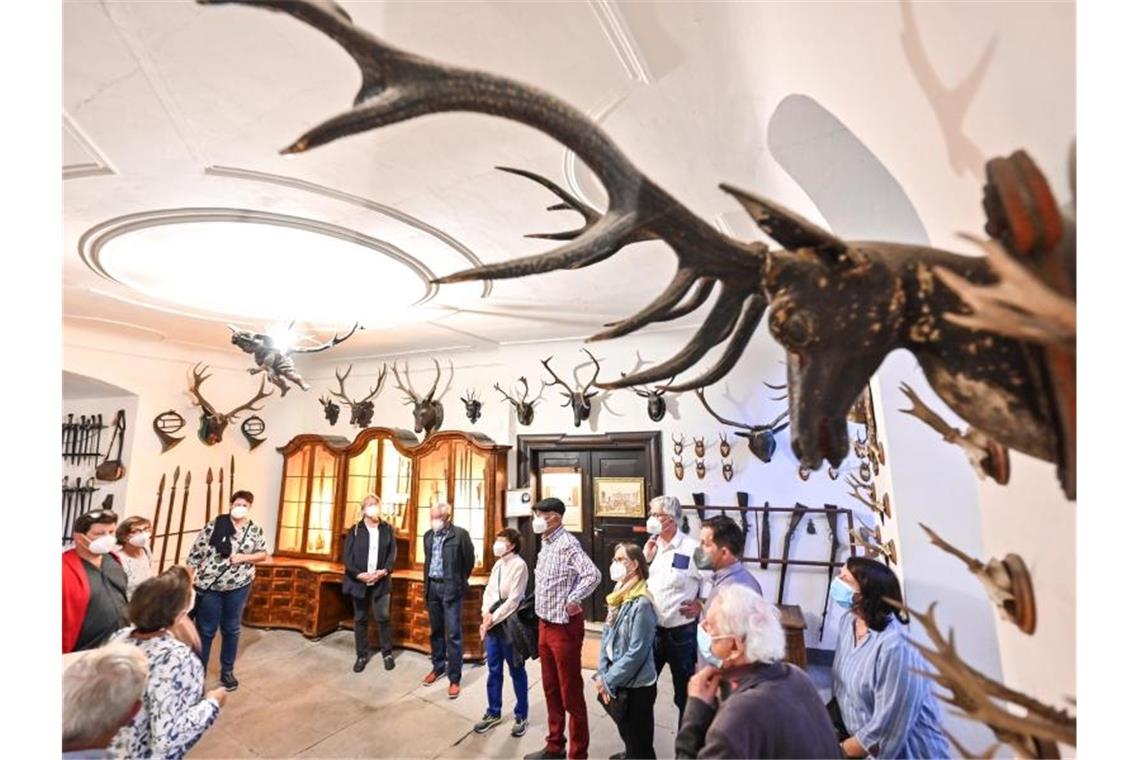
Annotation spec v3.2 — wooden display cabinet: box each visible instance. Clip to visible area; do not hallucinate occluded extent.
[245,429,510,662]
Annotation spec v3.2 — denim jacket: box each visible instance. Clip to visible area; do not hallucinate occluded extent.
[597,595,658,694]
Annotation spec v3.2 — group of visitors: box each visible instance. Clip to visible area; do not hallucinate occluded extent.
[63,487,952,759]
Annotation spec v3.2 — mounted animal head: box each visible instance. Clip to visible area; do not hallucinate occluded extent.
[493,377,538,426]
[693,436,705,458]
[188,363,274,446]
[671,434,685,456]
[672,457,684,481]
[719,433,731,458]
[460,388,483,424]
[695,388,789,463]
[328,365,386,428]
[319,395,340,425]
[721,460,733,482]
[623,371,675,422]
[391,358,451,437]
[540,349,602,428]
[695,460,707,479]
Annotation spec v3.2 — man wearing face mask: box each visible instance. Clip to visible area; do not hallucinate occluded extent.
[63,510,129,653]
[524,497,602,760]
[694,516,762,612]
[343,494,398,673]
[676,585,842,759]
[644,495,710,724]
[422,502,475,698]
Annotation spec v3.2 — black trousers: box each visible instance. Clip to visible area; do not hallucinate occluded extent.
[352,585,393,657]
[654,621,698,723]
[616,683,657,759]
[427,579,464,684]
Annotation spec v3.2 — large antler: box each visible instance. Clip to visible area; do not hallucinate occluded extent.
[361,365,387,402]
[189,363,219,416]
[579,348,602,399]
[898,381,964,442]
[328,365,355,405]
[223,377,273,422]
[540,356,574,402]
[694,388,750,430]
[423,358,444,402]
[292,321,363,354]
[199,0,766,392]
[391,362,422,405]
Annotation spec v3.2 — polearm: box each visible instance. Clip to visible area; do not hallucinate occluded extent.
[174,471,192,565]
[218,467,225,513]
[229,455,235,502]
[62,477,73,545]
[205,468,214,523]
[150,472,166,551]
[160,467,180,572]
[776,502,808,605]
[819,502,842,639]
[759,501,771,569]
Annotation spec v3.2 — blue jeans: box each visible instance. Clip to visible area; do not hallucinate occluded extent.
[427,580,464,684]
[654,621,698,723]
[485,629,528,719]
[195,583,252,674]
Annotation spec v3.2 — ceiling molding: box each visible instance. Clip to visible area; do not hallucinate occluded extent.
[63,114,115,180]
[587,0,653,84]
[85,286,260,324]
[64,314,167,341]
[204,165,493,298]
[561,88,628,207]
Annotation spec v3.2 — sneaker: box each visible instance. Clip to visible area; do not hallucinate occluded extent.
[448,682,461,699]
[510,718,528,738]
[473,713,502,734]
[383,655,395,671]
[220,672,239,692]
[422,669,446,686]
[353,655,369,673]
[522,749,565,760]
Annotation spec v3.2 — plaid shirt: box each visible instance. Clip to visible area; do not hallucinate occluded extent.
[534,526,601,624]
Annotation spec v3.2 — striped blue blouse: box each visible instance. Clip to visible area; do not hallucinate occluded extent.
[832,611,950,759]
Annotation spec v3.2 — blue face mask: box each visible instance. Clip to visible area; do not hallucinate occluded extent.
[697,624,723,668]
[830,577,856,609]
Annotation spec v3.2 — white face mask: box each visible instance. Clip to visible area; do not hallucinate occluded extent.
[646,516,664,535]
[363,504,381,519]
[87,534,118,555]
[431,518,445,533]
[531,516,548,534]
[128,532,151,548]
[493,540,508,558]
[230,505,250,520]
[609,561,628,583]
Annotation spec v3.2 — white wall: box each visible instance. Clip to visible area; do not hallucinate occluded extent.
[60,392,138,533]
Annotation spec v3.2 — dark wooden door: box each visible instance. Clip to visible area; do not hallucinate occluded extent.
[585,449,649,617]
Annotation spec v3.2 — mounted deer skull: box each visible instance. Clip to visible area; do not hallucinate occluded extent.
[540,349,602,428]
[850,520,897,565]
[228,322,361,396]
[671,434,685,456]
[319,395,340,426]
[721,460,733,482]
[391,358,451,437]
[328,365,386,429]
[845,474,893,523]
[899,382,1010,484]
[188,363,274,446]
[493,377,538,426]
[718,433,731,458]
[695,388,789,463]
[460,388,483,424]
[622,372,674,422]
[695,460,706,480]
[672,457,685,481]
[693,436,705,458]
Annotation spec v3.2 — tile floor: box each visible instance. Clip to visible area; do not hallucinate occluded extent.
[188,626,832,759]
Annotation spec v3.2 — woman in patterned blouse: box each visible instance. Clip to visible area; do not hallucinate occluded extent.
[113,516,155,599]
[186,490,267,692]
[110,566,227,760]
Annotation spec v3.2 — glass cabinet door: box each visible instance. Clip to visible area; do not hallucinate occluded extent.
[453,446,488,570]
[344,439,380,530]
[305,446,338,557]
[278,445,312,554]
[379,439,413,534]
[415,443,451,564]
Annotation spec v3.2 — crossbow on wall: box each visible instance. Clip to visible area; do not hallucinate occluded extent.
[202,0,1075,498]
[229,322,362,397]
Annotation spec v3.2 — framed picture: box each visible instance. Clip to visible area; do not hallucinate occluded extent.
[540,467,584,532]
[594,477,646,519]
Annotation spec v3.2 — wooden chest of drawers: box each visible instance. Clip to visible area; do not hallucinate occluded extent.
[777,603,807,670]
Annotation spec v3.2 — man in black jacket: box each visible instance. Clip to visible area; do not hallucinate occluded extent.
[343,495,398,673]
[422,502,475,698]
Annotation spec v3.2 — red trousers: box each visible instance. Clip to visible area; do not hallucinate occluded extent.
[539,615,590,759]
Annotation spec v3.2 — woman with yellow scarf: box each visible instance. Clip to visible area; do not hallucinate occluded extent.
[592,542,659,759]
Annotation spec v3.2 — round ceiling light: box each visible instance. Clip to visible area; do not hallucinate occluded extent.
[79,208,437,324]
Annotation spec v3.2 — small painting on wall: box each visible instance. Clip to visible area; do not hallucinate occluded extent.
[594,477,646,519]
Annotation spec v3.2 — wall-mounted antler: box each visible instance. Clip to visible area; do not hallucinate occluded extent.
[460,388,483,424]
[189,363,274,445]
[318,394,340,426]
[850,520,897,565]
[844,473,892,523]
[695,387,788,463]
[328,364,386,428]
[390,358,451,437]
[494,377,538,426]
[899,381,1010,484]
[541,348,602,427]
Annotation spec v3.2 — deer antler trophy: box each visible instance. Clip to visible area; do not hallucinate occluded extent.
[327,365,386,429]
[494,377,538,426]
[188,363,274,446]
[540,349,602,428]
[899,382,1010,484]
[695,387,789,463]
[391,358,450,437]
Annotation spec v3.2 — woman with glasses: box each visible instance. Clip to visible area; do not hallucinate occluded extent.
[114,516,155,599]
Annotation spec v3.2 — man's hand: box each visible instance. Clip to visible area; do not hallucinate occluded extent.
[482,612,494,629]
[566,601,583,617]
[645,536,659,562]
[687,666,722,706]
[679,599,703,618]
[207,687,228,707]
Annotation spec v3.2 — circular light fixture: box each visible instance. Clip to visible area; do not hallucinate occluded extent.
[79,208,438,324]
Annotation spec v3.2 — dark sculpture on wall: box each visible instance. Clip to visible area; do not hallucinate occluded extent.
[696,388,789,463]
[188,363,274,446]
[202,0,1075,497]
[328,365,386,429]
[228,322,361,396]
[391,359,450,437]
[319,395,341,426]
[540,349,602,428]
[241,415,267,450]
[494,377,538,426]
[460,389,483,424]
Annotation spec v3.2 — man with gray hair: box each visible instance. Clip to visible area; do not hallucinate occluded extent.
[421,501,475,698]
[644,494,710,723]
[676,585,842,758]
[63,643,149,759]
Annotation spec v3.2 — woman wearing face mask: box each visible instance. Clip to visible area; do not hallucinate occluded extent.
[593,543,658,760]
[185,490,267,692]
[473,528,531,738]
[829,557,950,759]
[109,566,229,760]
[343,494,398,674]
[114,516,155,599]
[676,584,842,759]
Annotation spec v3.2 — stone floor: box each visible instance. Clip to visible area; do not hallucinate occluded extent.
[188,626,832,759]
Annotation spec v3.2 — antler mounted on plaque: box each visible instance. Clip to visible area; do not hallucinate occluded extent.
[391,358,451,437]
[188,363,274,446]
[494,377,538,426]
[899,381,1010,484]
[460,388,483,424]
[695,387,789,463]
[844,473,892,524]
[541,349,602,428]
[328,365,386,429]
